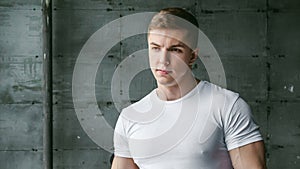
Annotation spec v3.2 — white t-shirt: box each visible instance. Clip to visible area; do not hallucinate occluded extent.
[114,81,263,169]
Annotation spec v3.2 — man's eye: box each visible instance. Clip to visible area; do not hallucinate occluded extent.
[151,47,160,51]
[170,48,182,53]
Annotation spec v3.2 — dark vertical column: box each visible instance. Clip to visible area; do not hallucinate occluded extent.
[265,0,271,167]
[42,0,53,169]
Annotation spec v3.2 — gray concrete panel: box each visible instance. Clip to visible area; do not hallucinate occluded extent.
[53,0,112,10]
[0,151,43,169]
[0,0,41,9]
[115,0,197,12]
[0,1,43,169]
[199,0,266,10]
[197,12,266,58]
[53,105,99,149]
[52,9,121,106]
[128,69,156,101]
[0,9,43,104]
[0,104,43,150]
[53,0,197,12]
[0,55,42,104]
[269,12,300,101]
[268,102,300,169]
[0,9,42,56]
[269,0,300,10]
[53,149,111,169]
[222,57,268,101]
[195,12,267,101]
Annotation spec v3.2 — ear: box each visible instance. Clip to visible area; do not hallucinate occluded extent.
[189,48,199,68]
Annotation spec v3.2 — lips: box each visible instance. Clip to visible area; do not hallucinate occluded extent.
[156,69,171,75]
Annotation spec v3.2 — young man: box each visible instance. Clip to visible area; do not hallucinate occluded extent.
[112,8,266,169]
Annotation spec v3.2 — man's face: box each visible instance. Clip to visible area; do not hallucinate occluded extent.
[148,29,197,87]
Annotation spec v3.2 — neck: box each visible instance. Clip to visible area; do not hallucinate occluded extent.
[156,74,200,101]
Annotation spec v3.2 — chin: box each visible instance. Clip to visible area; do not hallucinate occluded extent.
[156,79,177,87]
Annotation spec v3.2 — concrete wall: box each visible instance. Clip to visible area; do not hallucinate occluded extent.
[0,0,43,168]
[1,0,300,168]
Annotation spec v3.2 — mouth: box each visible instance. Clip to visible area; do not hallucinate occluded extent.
[156,69,172,75]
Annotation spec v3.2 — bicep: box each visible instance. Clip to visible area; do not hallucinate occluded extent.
[229,141,266,169]
[111,156,139,169]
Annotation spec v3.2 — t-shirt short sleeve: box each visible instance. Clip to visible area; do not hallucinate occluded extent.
[114,115,132,158]
[224,97,263,151]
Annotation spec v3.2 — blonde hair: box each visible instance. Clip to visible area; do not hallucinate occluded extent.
[148,8,199,49]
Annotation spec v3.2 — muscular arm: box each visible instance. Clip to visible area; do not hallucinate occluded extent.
[229,141,266,169]
[111,156,139,169]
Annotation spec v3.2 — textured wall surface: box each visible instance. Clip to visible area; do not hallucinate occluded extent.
[1,0,300,169]
[0,0,43,168]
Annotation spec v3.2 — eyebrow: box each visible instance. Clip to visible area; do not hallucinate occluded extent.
[150,42,160,46]
[149,42,186,48]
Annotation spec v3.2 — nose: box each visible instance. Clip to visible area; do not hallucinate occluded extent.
[159,50,170,65]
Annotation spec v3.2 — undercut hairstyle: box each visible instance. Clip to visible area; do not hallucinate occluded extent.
[148,7,199,49]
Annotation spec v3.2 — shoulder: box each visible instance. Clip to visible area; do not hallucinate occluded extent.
[201,81,250,127]
[121,89,156,114]
[201,81,240,108]
[118,89,157,124]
